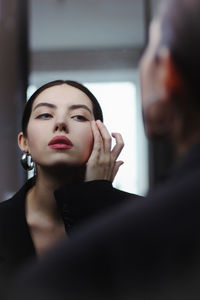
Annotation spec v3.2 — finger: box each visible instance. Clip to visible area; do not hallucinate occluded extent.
[112,161,124,182]
[111,132,124,161]
[96,120,112,153]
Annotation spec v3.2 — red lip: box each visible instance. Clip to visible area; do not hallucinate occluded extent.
[48,136,73,149]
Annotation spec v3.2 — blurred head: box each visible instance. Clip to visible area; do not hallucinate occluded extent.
[140,0,200,141]
[18,80,103,170]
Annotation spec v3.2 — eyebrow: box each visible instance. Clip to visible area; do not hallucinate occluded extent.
[33,102,56,111]
[69,104,92,115]
[33,102,92,115]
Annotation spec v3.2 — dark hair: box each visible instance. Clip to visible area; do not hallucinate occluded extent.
[158,0,200,104]
[22,80,103,136]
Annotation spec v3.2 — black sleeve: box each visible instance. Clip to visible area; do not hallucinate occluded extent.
[54,180,139,233]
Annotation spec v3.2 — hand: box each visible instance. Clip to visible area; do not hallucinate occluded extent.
[85,120,124,182]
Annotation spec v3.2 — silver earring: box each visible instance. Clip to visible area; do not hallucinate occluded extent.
[20,153,34,171]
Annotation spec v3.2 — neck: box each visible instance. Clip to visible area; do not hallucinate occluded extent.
[27,165,86,220]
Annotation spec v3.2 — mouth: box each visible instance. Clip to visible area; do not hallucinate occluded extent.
[48,136,73,150]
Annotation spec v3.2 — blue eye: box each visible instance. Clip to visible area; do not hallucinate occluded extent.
[73,115,88,121]
[36,113,52,119]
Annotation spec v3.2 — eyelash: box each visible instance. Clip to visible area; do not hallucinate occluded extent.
[36,113,52,119]
[72,115,88,121]
[36,114,88,121]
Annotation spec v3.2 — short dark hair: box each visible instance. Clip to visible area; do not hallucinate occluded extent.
[158,0,200,104]
[22,80,103,136]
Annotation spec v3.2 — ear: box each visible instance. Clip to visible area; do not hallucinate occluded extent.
[18,132,29,153]
[157,47,183,97]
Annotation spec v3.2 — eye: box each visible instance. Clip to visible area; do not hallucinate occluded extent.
[36,113,53,119]
[72,115,88,121]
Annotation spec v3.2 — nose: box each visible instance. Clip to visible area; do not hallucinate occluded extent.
[54,118,69,133]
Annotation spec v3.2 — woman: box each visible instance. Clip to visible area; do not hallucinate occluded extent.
[0,80,141,280]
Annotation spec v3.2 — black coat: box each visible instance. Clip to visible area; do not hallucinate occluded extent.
[12,142,200,300]
[0,178,140,282]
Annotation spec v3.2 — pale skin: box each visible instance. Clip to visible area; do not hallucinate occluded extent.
[18,84,124,256]
[86,120,124,182]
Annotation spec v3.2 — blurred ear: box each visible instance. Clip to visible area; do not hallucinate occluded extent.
[157,47,183,97]
[18,132,29,153]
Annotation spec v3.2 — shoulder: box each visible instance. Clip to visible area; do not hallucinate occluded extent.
[0,179,35,258]
[0,195,21,258]
[0,177,35,225]
[0,197,17,220]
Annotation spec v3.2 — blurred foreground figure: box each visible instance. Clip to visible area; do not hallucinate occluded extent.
[9,0,200,299]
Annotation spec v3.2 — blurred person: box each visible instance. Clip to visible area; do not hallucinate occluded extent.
[0,80,141,286]
[8,0,200,298]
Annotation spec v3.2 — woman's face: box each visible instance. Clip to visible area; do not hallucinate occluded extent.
[19,84,95,168]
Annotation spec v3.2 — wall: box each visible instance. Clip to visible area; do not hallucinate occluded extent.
[0,0,28,200]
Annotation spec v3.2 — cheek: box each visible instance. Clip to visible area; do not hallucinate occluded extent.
[77,126,94,158]
[140,57,159,113]
[26,125,43,157]
[82,128,93,152]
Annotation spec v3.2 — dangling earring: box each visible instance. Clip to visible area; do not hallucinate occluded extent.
[20,153,34,171]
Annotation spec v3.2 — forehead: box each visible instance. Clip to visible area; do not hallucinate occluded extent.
[33,84,93,110]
